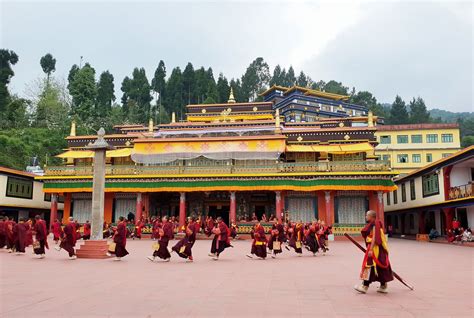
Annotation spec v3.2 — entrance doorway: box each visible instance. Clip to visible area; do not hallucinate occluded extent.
[255,205,266,221]
[208,205,230,225]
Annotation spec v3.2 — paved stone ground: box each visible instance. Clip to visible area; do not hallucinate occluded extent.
[0,237,472,318]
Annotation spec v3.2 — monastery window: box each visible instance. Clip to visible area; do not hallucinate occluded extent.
[411,134,422,143]
[422,173,439,197]
[412,154,421,163]
[397,154,408,163]
[441,134,453,143]
[442,153,451,158]
[401,183,407,202]
[397,135,409,144]
[426,134,438,143]
[6,177,33,199]
[382,154,391,162]
[393,189,398,204]
[410,179,416,200]
[386,192,391,205]
[379,135,391,144]
[426,153,433,162]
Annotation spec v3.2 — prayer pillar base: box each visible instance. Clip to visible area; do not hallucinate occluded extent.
[76,240,111,259]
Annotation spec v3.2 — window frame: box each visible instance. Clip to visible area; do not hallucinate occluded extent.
[380,135,391,144]
[397,135,409,144]
[426,153,433,163]
[397,154,409,163]
[422,173,440,197]
[426,134,438,143]
[401,183,407,202]
[411,134,422,143]
[441,133,453,143]
[412,154,421,163]
[5,176,33,199]
[410,179,416,200]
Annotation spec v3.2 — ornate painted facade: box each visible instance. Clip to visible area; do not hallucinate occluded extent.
[38,87,397,234]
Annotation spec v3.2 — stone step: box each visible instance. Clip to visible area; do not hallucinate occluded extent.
[76,240,112,259]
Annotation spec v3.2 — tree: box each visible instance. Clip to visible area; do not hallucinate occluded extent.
[311,80,326,91]
[285,66,296,87]
[206,67,218,103]
[182,62,195,104]
[409,97,430,124]
[34,79,70,129]
[0,49,19,112]
[165,67,183,117]
[96,71,115,118]
[0,95,29,129]
[461,135,474,147]
[68,63,97,128]
[241,57,270,101]
[389,95,409,124]
[229,79,243,103]
[296,71,311,87]
[151,60,166,103]
[193,67,208,104]
[351,91,377,109]
[40,53,56,85]
[270,65,283,86]
[120,68,152,124]
[216,73,230,103]
[67,64,80,91]
[323,80,349,95]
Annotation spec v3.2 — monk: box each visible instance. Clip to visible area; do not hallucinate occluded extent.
[33,215,48,258]
[5,217,15,252]
[287,221,304,256]
[56,217,77,260]
[13,218,28,254]
[152,217,161,240]
[109,216,129,261]
[171,217,197,262]
[304,222,319,256]
[204,216,215,237]
[82,220,91,240]
[268,219,285,258]
[355,210,394,294]
[246,222,267,259]
[208,217,231,260]
[133,220,143,240]
[25,219,33,248]
[230,221,238,240]
[147,216,173,262]
[51,219,62,244]
[0,216,6,249]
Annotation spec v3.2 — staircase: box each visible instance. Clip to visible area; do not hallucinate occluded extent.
[76,240,111,259]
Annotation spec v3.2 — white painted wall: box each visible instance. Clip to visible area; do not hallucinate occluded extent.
[450,166,473,187]
[466,206,474,229]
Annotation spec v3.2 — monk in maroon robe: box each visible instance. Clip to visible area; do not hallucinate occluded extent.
[152,218,161,240]
[110,216,129,260]
[56,217,77,259]
[171,217,197,262]
[287,221,304,256]
[5,217,15,252]
[209,217,231,260]
[304,222,319,256]
[204,216,214,237]
[268,219,285,258]
[33,215,48,258]
[355,210,394,294]
[133,220,143,240]
[51,219,62,244]
[148,216,173,262]
[82,220,91,240]
[246,222,267,259]
[0,216,6,249]
[13,218,28,254]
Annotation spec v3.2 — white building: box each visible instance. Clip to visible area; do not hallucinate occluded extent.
[384,146,474,235]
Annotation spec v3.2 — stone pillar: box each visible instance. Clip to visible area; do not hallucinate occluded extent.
[229,191,236,224]
[90,149,106,240]
[275,191,282,222]
[62,193,72,224]
[325,191,332,225]
[50,193,58,231]
[136,193,143,223]
[377,191,385,227]
[179,192,186,228]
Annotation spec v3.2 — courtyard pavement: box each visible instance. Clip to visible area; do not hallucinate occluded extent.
[0,237,472,318]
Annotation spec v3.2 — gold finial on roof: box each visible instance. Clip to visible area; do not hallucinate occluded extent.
[70,120,76,137]
[275,109,280,128]
[368,111,374,127]
[228,87,236,103]
[148,118,154,132]
[171,112,176,123]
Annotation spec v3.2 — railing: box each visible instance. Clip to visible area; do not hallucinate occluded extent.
[448,183,473,200]
[44,160,391,177]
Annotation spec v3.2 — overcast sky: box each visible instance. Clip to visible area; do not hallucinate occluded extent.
[1,0,472,111]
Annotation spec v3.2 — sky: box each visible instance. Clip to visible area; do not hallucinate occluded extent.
[1,0,473,111]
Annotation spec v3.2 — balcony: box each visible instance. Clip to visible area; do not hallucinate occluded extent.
[448,183,473,200]
[44,160,391,177]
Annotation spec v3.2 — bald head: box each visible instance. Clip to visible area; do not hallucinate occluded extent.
[366,210,377,222]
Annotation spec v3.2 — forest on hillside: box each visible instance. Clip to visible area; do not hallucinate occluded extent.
[0,49,473,170]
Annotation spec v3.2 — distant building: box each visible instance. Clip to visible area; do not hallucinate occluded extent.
[375,123,461,175]
[0,166,63,225]
[384,145,474,235]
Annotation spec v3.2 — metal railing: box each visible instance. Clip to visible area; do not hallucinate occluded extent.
[448,183,473,200]
[44,160,390,177]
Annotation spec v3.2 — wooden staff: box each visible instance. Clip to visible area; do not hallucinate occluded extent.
[344,233,414,290]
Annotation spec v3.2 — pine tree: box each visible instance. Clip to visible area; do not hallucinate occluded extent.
[241,57,270,101]
[0,49,19,113]
[40,53,56,85]
[96,71,115,118]
[270,65,283,86]
[409,97,431,124]
[286,66,296,86]
[216,73,230,103]
[182,62,195,104]
[389,95,409,124]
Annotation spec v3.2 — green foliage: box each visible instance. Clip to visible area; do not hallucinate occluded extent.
[323,80,349,95]
[241,57,270,101]
[270,65,283,87]
[34,79,70,129]
[0,49,19,112]
[68,63,97,127]
[388,95,409,124]
[0,95,29,129]
[96,70,115,117]
[120,67,152,124]
[40,53,56,82]
[164,66,183,117]
[216,73,229,103]
[461,136,474,148]
[409,97,430,123]
[151,60,166,99]
[182,62,195,104]
[296,71,311,87]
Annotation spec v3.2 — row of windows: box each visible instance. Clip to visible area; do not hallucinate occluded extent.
[379,133,454,144]
[6,177,34,199]
[395,153,451,163]
[387,173,439,206]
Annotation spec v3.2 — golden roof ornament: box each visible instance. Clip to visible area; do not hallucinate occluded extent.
[275,109,280,128]
[171,112,176,123]
[368,111,374,127]
[148,118,154,132]
[69,120,76,137]
[227,87,236,103]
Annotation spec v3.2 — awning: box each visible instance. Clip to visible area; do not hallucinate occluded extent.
[286,142,374,154]
[132,138,286,164]
[56,148,132,159]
